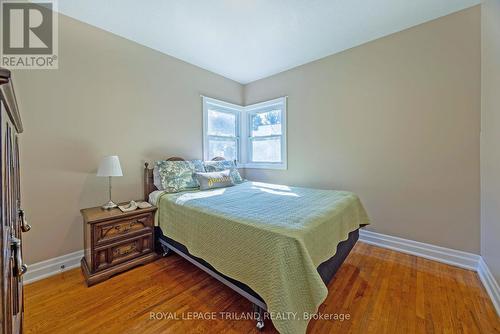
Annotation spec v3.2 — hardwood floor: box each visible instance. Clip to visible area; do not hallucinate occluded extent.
[25,242,500,334]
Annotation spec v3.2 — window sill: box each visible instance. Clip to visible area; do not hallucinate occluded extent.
[240,163,287,170]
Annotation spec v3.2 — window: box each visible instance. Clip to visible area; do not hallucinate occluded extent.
[203,96,287,169]
[245,98,287,169]
[203,98,240,161]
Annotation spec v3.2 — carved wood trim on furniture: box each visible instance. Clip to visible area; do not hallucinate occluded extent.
[143,156,225,201]
[166,157,185,161]
[0,67,23,133]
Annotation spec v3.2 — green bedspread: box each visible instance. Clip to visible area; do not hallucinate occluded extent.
[155,181,369,334]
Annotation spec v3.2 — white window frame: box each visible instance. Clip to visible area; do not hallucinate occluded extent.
[202,97,241,162]
[202,96,287,170]
[243,97,287,170]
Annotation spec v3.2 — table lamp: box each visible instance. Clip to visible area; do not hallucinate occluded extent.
[97,155,123,209]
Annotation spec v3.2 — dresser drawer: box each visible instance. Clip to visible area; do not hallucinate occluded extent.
[93,233,153,272]
[94,213,153,246]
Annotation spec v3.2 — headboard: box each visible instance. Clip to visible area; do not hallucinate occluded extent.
[143,156,225,201]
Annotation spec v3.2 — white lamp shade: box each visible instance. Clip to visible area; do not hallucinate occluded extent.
[97,155,123,177]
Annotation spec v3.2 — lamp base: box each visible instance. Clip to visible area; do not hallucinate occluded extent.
[101,201,118,210]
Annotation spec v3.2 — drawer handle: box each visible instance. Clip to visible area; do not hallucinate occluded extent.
[113,244,137,257]
[11,237,27,277]
[19,209,31,233]
[114,221,139,234]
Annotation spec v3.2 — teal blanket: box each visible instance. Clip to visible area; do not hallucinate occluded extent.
[155,181,370,334]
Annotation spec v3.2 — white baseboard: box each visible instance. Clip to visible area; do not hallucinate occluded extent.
[477,257,500,316]
[23,250,83,285]
[359,229,480,270]
[359,229,499,316]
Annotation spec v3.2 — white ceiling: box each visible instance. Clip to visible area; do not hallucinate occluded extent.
[57,0,480,84]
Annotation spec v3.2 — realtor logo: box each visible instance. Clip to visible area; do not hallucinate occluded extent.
[1,0,58,69]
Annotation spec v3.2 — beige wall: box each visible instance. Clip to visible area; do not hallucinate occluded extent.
[13,7,483,264]
[13,14,243,264]
[481,0,500,282]
[244,7,481,253]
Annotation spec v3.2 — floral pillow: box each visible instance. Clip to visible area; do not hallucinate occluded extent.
[155,160,205,193]
[203,160,244,184]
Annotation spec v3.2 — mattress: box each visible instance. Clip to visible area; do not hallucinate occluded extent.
[153,181,370,334]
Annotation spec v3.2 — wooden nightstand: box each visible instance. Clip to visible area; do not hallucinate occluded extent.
[80,204,157,286]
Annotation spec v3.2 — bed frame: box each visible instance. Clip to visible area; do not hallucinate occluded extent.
[144,157,359,330]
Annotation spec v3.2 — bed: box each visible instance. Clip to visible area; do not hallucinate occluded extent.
[144,157,369,334]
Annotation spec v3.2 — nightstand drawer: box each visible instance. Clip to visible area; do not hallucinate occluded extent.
[93,233,153,272]
[94,213,153,246]
[109,234,153,265]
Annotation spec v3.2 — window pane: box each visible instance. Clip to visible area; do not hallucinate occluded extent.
[251,137,281,162]
[251,110,281,137]
[208,109,236,137]
[208,138,237,161]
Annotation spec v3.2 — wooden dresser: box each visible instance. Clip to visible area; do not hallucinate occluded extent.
[0,67,28,334]
[80,205,157,286]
